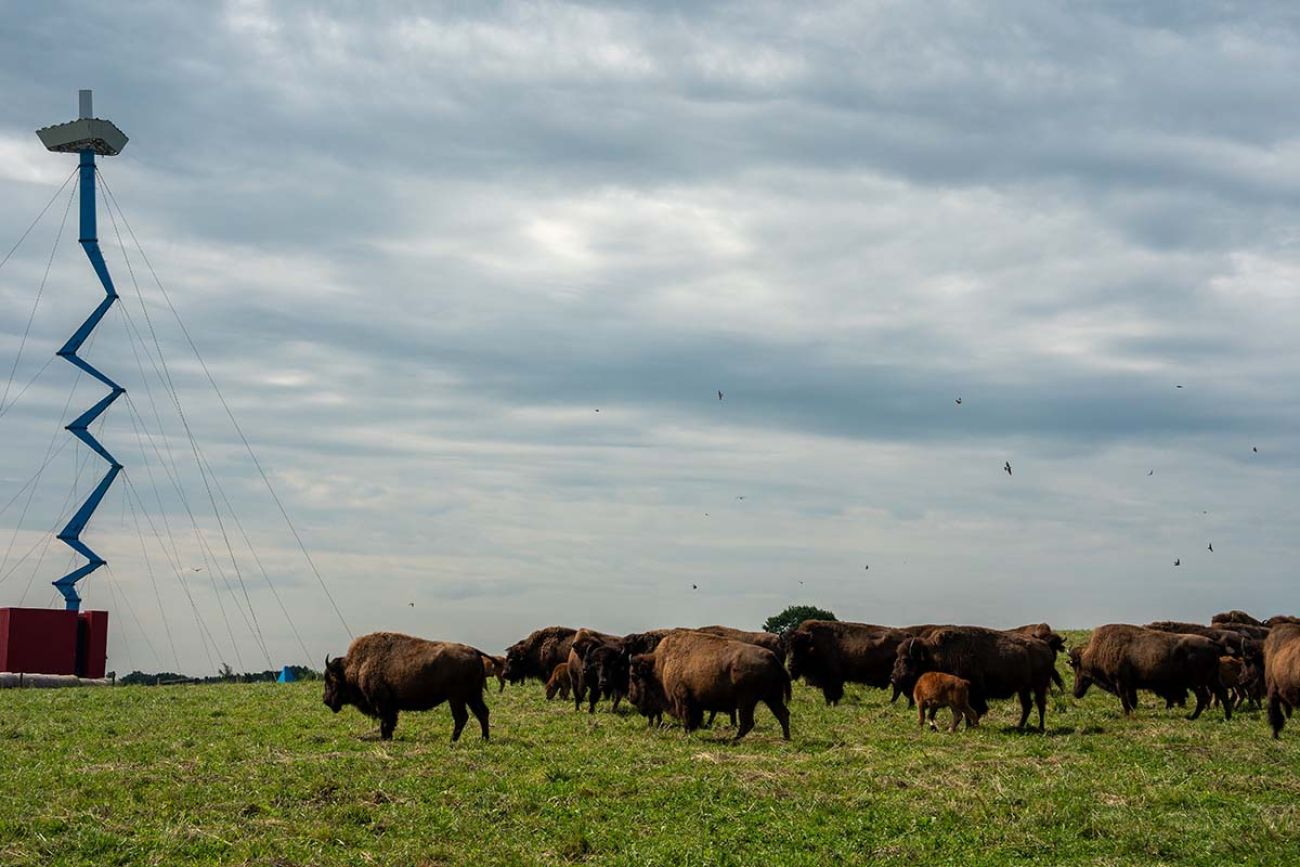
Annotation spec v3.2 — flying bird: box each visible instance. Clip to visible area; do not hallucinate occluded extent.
[1176,385,1183,389]
[1253,447,1258,453]
[864,564,869,571]
[955,397,962,405]
[594,408,600,412]
[1174,558,1181,566]
[1208,543,1214,552]
[718,390,724,401]
[691,584,698,590]
[736,496,745,500]
[1148,470,1154,476]
[409,602,414,607]
[1004,461,1013,476]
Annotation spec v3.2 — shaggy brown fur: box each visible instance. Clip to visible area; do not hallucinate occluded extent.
[629,631,791,740]
[1070,624,1230,721]
[544,662,571,701]
[1007,623,1067,690]
[1144,621,1249,657]
[502,626,577,685]
[567,628,622,712]
[1211,610,1265,628]
[1265,623,1300,738]
[621,629,675,657]
[693,625,786,662]
[583,643,630,713]
[481,655,507,693]
[913,671,979,732]
[1218,622,1272,641]
[322,632,489,741]
[890,626,1056,730]
[1266,615,1300,627]
[1215,656,1246,709]
[786,620,913,706]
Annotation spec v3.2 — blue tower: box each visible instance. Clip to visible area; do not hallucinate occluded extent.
[35,91,129,611]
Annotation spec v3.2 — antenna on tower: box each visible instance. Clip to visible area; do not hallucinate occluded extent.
[34,90,130,611]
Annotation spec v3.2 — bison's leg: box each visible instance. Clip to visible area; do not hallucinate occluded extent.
[1015,689,1032,730]
[379,708,398,741]
[1117,682,1133,715]
[704,711,717,728]
[1188,686,1209,720]
[1269,691,1286,739]
[949,707,962,733]
[964,703,979,728]
[1212,682,1233,721]
[823,680,844,707]
[734,702,756,741]
[1033,684,1047,732]
[764,696,791,740]
[587,687,599,714]
[969,688,990,719]
[468,692,491,740]
[917,700,927,728]
[449,698,469,742]
[498,676,505,694]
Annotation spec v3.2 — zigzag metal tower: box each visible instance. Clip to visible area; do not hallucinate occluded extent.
[36,90,129,611]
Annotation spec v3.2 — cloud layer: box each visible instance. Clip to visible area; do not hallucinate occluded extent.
[2,1,1298,673]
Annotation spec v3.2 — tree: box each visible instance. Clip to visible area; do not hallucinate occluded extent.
[763,604,836,635]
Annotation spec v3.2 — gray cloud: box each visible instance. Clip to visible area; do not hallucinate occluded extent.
[2,1,1299,674]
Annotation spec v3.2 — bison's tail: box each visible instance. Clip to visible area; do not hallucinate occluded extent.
[781,665,793,703]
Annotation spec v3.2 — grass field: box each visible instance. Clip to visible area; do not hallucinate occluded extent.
[3,632,1299,866]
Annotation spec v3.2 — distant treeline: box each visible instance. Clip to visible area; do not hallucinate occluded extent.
[118,665,319,686]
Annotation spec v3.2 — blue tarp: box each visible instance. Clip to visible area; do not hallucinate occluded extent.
[276,666,296,683]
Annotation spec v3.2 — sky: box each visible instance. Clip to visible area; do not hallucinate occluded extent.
[1,1,1298,675]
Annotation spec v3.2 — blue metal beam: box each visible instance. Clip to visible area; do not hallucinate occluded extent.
[52,149,124,611]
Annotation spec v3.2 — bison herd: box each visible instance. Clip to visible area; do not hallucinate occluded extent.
[321,610,1300,743]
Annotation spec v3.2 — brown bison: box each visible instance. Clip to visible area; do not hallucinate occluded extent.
[1070,624,1230,720]
[566,628,622,712]
[627,631,791,740]
[502,626,576,685]
[481,654,507,692]
[693,625,786,662]
[890,626,1056,730]
[582,642,631,713]
[1265,623,1300,738]
[1144,621,1250,657]
[1211,610,1265,627]
[786,620,913,705]
[622,629,674,656]
[323,632,489,741]
[1266,615,1300,628]
[1216,656,1246,710]
[1007,623,1067,690]
[913,671,978,732]
[545,662,571,701]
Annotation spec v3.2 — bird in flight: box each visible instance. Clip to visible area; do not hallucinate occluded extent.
[1148,470,1154,476]
[408,602,414,607]
[594,408,600,412]
[718,390,724,401]
[955,397,962,405]
[1004,461,1013,476]
[1176,385,1183,389]
[1253,446,1258,453]
[864,564,869,571]
[1174,558,1181,566]
[1208,543,1214,552]
[691,584,698,590]
[735,496,745,500]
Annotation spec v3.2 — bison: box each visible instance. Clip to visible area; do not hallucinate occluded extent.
[1007,623,1067,690]
[1265,623,1300,738]
[322,632,489,741]
[913,671,978,732]
[628,631,791,740]
[502,626,576,686]
[890,626,1056,731]
[481,654,507,693]
[1265,615,1300,628]
[1069,624,1230,720]
[1144,621,1249,657]
[582,642,631,713]
[785,620,913,705]
[545,662,571,701]
[566,628,622,712]
[1211,610,1265,627]
[693,625,786,662]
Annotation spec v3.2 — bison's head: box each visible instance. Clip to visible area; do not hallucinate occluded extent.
[627,654,666,717]
[890,638,929,699]
[1067,646,1091,699]
[322,655,348,713]
[585,644,630,698]
[501,644,528,685]
[784,630,815,681]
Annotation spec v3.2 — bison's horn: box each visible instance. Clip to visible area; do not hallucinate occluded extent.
[324,654,331,668]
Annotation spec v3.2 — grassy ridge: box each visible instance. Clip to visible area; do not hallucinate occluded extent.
[2,633,1298,865]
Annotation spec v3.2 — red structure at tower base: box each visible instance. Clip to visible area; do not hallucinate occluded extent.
[0,608,108,677]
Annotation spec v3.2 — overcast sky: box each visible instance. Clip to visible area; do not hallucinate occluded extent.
[2,1,1298,675]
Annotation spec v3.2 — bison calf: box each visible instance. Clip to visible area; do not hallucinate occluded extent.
[913,672,978,732]
[481,654,507,693]
[545,662,571,701]
[323,632,489,741]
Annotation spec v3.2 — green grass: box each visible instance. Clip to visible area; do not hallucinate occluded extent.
[2,633,1298,866]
